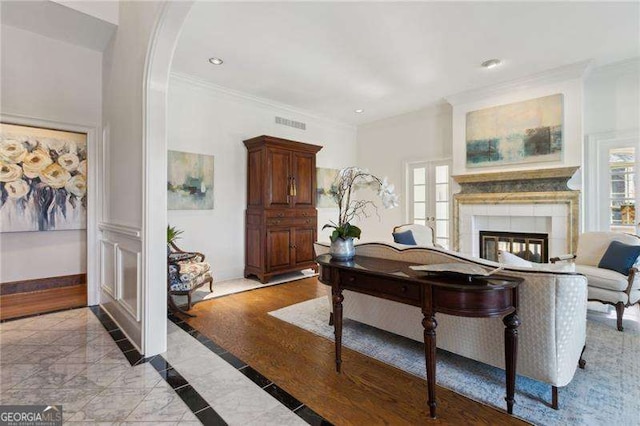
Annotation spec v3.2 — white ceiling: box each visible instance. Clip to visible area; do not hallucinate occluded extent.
[172,1,640,125]
[1,1,116,52]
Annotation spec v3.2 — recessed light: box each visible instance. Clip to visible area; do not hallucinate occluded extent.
[208,57,224,65]
[354,109,364,113]
[481,59,502,69]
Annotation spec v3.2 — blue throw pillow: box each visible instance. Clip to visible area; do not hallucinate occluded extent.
[598,240,640,276]
[393,230,417,245]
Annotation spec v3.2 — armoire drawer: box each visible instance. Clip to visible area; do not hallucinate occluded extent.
[265,210,316,219]
[266,217,316,227]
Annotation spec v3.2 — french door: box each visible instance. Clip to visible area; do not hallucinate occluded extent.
[407,159,452,248]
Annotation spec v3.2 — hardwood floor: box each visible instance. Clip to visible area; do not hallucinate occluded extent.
[0,285,87,320]
[183,277,527,425]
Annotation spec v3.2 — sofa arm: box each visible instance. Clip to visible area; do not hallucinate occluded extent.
[550,254,576,264]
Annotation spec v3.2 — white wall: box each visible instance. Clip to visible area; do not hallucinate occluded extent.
[584,58,640,135]
[167,74,357,280]
[355,104,452,242]
[0,25,101,282]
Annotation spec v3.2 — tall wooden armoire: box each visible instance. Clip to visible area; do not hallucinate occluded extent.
[243,135,323,283]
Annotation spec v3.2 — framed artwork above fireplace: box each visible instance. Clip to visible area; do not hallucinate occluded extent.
[465,94,564,168]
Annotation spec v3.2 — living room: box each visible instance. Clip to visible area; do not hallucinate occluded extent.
[1,1,639,424]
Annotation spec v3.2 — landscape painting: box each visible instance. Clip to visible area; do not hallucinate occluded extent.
[0,123,88,233]
[466,94,563,168]
[316,167,340,208]
[168,150,214,210]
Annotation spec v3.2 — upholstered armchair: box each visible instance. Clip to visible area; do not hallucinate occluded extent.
[392,223,441,247]
[551,232,640,331]
[167,242,213,317]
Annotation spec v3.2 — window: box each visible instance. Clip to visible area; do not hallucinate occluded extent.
[408,161,451,249]
[609,147,636,232]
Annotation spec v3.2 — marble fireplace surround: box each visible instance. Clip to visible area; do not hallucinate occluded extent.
[452,167,580,259]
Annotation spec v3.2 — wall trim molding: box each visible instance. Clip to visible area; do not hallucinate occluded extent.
[116,246,142,322]
[99,222,142,239]
[170,71,356,131]
[445,60,593,106]
[0,274,86,295]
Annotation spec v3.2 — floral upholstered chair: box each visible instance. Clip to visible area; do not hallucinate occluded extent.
[167,242,213,317]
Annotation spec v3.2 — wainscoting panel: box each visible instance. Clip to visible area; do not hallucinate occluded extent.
[99,222,143,352]
[100,240,118,299]
[117,246,141,322]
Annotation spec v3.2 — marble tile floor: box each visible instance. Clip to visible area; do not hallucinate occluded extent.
[0,307,307,425]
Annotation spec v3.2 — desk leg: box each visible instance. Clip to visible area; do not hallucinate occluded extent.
[423,313,438,418]
[332,287,344,373]
[503,311,521,414]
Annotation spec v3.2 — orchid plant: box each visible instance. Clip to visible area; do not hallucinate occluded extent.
[322,167,399,242]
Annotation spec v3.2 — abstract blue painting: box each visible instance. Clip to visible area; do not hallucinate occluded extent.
[466,94,563,168]
[167,150,214,210]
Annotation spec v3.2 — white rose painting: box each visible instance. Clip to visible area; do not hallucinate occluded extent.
[0,123,87,232]
[167,150,214,210]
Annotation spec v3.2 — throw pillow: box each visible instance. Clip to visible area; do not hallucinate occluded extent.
[498,251,533,267]
[598,240,640,276]
[393,230,417,245]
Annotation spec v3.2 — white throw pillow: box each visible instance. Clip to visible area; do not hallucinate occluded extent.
[498,250,576,272]
[499,251,533,267]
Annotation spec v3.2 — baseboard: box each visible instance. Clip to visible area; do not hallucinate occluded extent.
[1,274,86,295]
[0,274,87,320]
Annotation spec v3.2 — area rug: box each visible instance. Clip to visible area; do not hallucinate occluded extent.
[269,297,639,425]
[173,269,317,306]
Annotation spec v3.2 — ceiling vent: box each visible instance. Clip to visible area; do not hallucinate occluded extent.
[275,116,306,130]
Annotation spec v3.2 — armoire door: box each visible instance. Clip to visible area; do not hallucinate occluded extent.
[292,152,315,207]
[266,228,292,271]
[267,148,292,208]
[293,227,315,266]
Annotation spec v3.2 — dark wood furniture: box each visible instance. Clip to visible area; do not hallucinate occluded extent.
[316,254,523,418]
[244,135,322,283]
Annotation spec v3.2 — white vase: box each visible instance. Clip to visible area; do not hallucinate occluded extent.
[330,237,355,261]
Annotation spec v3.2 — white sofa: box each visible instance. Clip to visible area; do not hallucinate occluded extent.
[314,242,588,408]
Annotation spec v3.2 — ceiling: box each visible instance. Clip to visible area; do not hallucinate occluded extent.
[1,1,116,51]
[172,1,640,126]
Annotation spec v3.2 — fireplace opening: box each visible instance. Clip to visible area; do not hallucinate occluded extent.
[480,231,549,263]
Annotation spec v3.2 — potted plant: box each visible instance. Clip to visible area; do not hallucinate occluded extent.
[323,167,399,260]
[167,225,183,250]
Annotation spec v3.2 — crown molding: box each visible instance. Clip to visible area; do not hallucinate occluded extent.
[445,60,593,106]
[587,56,640,78]
[170,72,356,131]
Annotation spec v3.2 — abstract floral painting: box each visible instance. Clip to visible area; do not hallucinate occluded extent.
[168,150,214,210]
[316,167,340,208]
[466,94,564,168]
[0,123,87,232]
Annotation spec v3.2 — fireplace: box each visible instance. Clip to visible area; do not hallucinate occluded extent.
[480,231,549,263]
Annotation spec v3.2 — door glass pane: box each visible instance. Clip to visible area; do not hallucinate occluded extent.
[413,167,426,185]
[435,184,448,202]
[435,165,448,184]
[414,219,426,226]
[436,201,449,219]
[414,202,426,219]
[413,185,426,202]
[436,220,448,238]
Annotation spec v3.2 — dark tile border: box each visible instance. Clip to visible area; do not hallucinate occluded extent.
[90,306,228,425]
[168,314,332,426]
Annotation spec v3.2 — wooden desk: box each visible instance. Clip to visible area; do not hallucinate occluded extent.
[316,254,522,418]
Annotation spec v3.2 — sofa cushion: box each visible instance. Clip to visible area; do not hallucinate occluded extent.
[578,264,629,292]
[393,230,417,245]
[500,250,575,272]
[499,251,533,267]
[598,240,640,276]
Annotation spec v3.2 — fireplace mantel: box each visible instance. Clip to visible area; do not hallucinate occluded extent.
[452,166,580,194]
[452,166,581,255]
